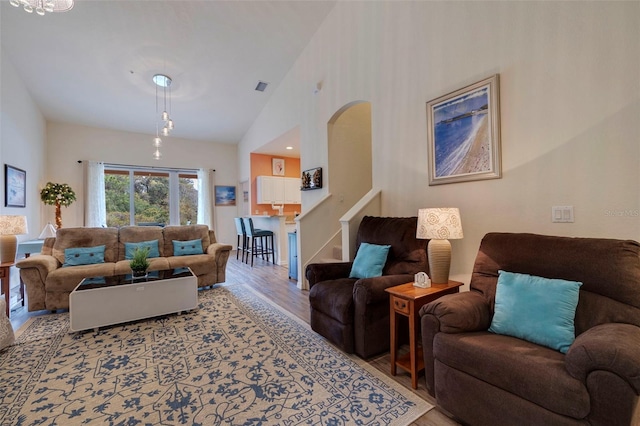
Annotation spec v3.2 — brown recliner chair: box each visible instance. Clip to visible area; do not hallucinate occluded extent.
[305,216,429,359]
[420,233,640,426]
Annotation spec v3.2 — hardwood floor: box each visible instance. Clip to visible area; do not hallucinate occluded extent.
[9,253,459,426]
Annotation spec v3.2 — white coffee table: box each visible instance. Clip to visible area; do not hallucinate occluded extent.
[69,268,198,332]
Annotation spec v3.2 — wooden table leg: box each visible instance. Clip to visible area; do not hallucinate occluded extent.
[409,302,418,389]
[1,267,9,318]
[390,302,397,376]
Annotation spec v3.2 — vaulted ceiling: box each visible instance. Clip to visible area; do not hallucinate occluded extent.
[1,1,335,155]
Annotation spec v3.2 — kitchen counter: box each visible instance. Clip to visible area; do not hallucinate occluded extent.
[250,216,297,267]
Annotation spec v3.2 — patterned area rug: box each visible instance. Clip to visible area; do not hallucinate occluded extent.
[0,285,431,425]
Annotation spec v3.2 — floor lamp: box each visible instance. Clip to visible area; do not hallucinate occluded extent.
[0,215,28,263]
[416,208,463,284]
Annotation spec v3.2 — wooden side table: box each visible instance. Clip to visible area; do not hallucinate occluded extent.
[385,280,463,389]
[0,262,15,318]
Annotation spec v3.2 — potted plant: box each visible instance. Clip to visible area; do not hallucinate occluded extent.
[40,182,76,229]
[129,246,151,278]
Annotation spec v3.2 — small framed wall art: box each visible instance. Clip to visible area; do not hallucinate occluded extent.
[426,74,502,185]
[301,167,322,191]
[272,158,285,176]
[214,185,236,206]
[5,164,26,207]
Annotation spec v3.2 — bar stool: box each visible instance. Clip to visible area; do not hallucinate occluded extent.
[234,218,248,262]
[242,217,274,266]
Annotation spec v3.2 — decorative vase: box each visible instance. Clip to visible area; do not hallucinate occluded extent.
[132,269,148,279]
[55,201,62,229]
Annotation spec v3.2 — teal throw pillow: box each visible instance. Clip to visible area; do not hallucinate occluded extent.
[349,242,391,279]
[63,245,106,267]
[173,238,203,256]
[489,270,582,353]
[124,240,160,260]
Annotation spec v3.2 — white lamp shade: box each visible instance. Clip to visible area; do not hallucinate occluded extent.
[0,215,28,236]
[416,208,463,240]
[38,223,57,239]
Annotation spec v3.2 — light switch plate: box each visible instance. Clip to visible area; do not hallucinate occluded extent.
[552,206,574,223]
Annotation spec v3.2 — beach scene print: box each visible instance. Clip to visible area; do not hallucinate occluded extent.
[433,84,492,178]
[215,185,236,206]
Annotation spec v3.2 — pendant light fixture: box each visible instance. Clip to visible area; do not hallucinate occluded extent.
[152,74,174,160]
[9,0,74,15]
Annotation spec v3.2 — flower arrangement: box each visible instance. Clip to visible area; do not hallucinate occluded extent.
[40,182,76,207]
[40,182,76,229]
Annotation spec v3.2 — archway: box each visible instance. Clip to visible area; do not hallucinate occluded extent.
[327,101,372,212]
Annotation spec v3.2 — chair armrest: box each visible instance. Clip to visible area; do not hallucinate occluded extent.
[16,254,60,276]
[354,274,414,304]
[420,290,491,395]
[566,323,640,393]
[419,290,491,333]
[305,262,353,288]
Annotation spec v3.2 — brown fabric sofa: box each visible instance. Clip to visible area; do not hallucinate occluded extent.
[17,225,232,312]
[306,216,429,359]
[420,233,640,426]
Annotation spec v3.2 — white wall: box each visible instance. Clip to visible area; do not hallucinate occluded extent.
[46,122,238,246]
[0,49,47,241]
[238,1,640,287]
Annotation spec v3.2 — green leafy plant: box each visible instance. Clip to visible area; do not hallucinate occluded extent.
[129,246,150,274]
[40,182,76,206]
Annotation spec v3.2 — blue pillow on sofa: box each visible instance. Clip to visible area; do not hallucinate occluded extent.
[124,240,160,260]
[349,242,391,279]
[63,245,106,267]
[489,270,582,353]
[173,239,203,256]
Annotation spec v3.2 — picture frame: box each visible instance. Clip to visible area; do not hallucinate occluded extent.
[301,167,322,191]
[5,164,26,208]
[214,185,236,206]
[426,74,502,186]
[272,158,285,176]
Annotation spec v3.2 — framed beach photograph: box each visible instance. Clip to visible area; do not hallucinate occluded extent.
[5,164,26,207]
[426,74,502,185]
[272,158,285,176]
[214,185,236,206]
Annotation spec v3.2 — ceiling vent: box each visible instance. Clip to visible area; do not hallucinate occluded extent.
[255,81,269,92]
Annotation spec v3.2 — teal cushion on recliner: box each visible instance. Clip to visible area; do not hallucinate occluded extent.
[489,270,582,353]
[349,242,391,279]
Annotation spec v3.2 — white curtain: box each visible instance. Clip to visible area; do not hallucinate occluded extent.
[197,168,214,229]
[84,161,106,227]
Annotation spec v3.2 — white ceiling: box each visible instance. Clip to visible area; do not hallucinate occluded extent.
[1,1,336,155]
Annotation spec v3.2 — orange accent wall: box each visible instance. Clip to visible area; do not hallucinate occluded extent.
[250,153,301,215]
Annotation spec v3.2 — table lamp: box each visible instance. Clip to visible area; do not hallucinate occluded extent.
[0,215,28,263]
[416,208,463,284]
[38,222,57,239]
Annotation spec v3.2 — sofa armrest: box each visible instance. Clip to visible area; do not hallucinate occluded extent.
[354,274,414,304]
[16,254,60,311]
[16,254,60,276]
[566,323,640,393]
[419,290,491,333]
[207,242,232,256]
[305,262,353,288]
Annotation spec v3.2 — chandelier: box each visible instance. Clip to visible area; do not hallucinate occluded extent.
[152,74,174,160]
[9,0,74,15]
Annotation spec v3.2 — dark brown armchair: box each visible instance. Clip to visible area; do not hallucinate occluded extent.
[305,216,429,359]
[420,233,640,426]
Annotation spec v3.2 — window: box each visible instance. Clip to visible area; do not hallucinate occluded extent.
[105,166,198,227]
